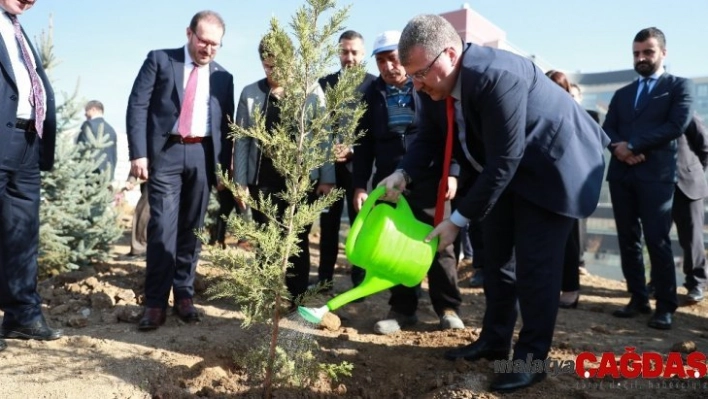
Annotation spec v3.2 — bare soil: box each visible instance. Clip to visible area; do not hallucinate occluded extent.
[1,216,707,399]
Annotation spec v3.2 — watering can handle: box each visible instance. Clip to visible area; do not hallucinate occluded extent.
[346,186,413,258]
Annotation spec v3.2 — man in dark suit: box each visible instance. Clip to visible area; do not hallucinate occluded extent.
[673,115,708,303]
[0,0,61,350]
[77,100,118,181]
[315,30,376,289]
[380,14,609,392]
[126,10,235,331]
[603,27,694,330]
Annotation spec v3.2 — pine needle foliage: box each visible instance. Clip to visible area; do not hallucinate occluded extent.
[206,0,364,396]
[35,17,121,276]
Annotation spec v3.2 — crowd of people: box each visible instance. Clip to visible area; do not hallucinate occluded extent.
[1,1,706,394]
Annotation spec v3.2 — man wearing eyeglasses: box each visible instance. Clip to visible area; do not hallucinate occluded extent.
[378,15,609,392]
[353,30,463,335]
[126,10,235,331]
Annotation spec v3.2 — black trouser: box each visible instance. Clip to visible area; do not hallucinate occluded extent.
[672,188,707,290]
[318,162,364,285]
[249,185,314,299]
[210,187,241,246]
[144,140,212,308]
[561,219,581,292]
[610,177,677,313]
[388,201,462,317]
[480,191,573,361]
[0,130,43,326]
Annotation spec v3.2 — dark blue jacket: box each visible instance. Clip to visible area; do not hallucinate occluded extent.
[401,43,610,221]
[353,76,424,189]
[603,73,694,184]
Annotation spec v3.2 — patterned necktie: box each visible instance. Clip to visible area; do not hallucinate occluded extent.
[177,63,199,138]
[635,78,651,110]
[8,13,45,138]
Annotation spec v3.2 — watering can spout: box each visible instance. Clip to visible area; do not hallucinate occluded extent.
[326,274,397,311]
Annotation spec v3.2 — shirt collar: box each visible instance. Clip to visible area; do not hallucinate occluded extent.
[451,71,462,101]
[385,78,413,94]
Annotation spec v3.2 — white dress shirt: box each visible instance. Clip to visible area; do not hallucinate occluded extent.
[172,46,212,137]
[0,10,43,120]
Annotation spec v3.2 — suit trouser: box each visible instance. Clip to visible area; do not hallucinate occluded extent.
[388,201,462,317]
[672,187,707,289]
[561,219,581,292]
[480,191,573,361]
[144,140,212,308]
[249,185,313,299]
[609,177,678,313]
[318,162,364,285]
[0,130,43,325]
[131,182,150,256]
[210,187,241,246]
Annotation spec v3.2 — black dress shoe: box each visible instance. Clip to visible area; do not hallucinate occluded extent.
[647,311,672,330]
[1,318,63,341]
[138,307,166,331]
[490,371,547,392]
[172,298,201,323]
[612,300,651,318]
[444,340,509,361]
[0,338,6,351]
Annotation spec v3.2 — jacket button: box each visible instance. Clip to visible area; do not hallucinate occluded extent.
[6,122,13,128]
[10,95,18,101]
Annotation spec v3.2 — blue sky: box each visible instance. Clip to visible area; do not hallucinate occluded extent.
[17,0,708,133]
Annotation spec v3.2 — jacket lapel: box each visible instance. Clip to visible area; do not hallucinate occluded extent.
[208,62,218,135]
[172,50,185,105]
[634,73,667,116]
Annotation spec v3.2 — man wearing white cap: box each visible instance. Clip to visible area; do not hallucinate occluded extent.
[352,30,464,335]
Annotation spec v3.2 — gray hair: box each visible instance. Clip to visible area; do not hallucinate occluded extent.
[399,14,462,65]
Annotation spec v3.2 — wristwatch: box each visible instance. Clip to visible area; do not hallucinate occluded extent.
[396,168,412,185]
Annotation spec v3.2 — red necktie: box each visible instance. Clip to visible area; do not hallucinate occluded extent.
[8,13,45,138]
[178,63,199,137]
[434,97,455,225]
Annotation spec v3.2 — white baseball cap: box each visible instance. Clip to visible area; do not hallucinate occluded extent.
[371,30,401,56]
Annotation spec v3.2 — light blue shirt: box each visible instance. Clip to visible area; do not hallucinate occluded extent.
[634,67,664,107]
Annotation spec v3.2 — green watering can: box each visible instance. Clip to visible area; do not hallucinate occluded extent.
[298,186,438,324]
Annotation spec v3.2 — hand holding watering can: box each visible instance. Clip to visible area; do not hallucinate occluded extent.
[378,170,460,252]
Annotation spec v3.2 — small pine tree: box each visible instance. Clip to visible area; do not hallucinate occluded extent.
[206,0,365,396]
[35,17,122,276]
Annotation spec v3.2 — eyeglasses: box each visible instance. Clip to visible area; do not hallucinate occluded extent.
[191,29,222,50]
[407,48,446,81]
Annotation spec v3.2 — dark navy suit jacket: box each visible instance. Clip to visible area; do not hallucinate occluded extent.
[401,43,610,222]
[126,47,235,183]
[603,73,694,183]
[0,24,56,171]
[676,115,708,200]
[77,117,118,180]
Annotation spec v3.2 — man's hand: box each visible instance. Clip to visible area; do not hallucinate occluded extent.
[316,183,334,195]
[445,176,458,201]
[334,144,353,163]
[377,170,407,202]
[130,158,149,181]
[610,142,633,162]
[425,219,460,252]
[624,153,646,165]
[353,188,368,213]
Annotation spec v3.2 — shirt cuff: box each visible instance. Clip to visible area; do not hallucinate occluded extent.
[449,210,470,228]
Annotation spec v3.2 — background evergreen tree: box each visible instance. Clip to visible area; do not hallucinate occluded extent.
[206,0,366,396]
[35,17,122,276]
